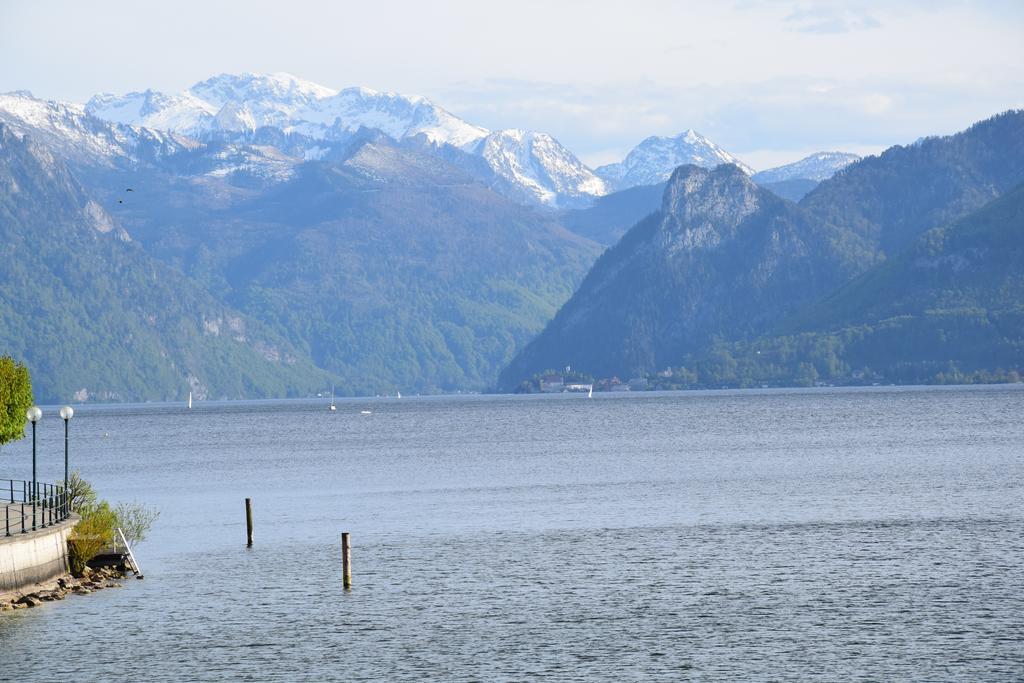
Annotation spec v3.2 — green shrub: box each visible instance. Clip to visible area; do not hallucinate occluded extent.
[114,502,160,547]
[66,474,159,575]
[68,501,117,576]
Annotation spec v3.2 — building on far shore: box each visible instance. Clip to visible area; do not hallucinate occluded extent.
[540,374,564,393]
[628,377,649,391]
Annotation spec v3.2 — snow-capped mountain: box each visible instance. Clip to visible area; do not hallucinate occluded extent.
[0,90,299,182]
[82,72,601,207]
[89,73,490,149]
[85,89,217,135]
[476,129,607,206]
[0,91,196,167]
[596,130,753,191]
[751,151,861,184]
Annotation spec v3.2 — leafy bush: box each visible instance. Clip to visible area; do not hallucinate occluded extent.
[114,502,160,547]
[65,474,159,575]
[68,501,117,577]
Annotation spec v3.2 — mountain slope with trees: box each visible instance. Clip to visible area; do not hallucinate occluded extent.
[0,123,333,402]
[801,111,1024,256]
[558,182,665,245]
[500,111,1024,389]
[499,164,861,386]
[0,91,603,399]
[679,184,1024,387]
[78,136,602,394]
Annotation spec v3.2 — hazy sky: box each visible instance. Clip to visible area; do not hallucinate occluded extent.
[2,0,1022,169]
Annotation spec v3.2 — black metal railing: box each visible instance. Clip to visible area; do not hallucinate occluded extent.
[1,479,71,537]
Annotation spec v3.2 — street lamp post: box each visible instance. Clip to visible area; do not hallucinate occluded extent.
[60,406,74,520]
[26,406,42,531]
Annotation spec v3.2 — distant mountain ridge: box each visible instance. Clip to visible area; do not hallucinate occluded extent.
[0,88,604,399]
[596,130,753,191]
[500,110,1024,389]
[7,74,1014,399]
[752,151,861,184]
[6,75,867,211]
[87,73,488,148]
[15,74,871,211]
[752,151,861,202]
[708,183,1024,386]
[82,72,606,208]
[499,164,852,385]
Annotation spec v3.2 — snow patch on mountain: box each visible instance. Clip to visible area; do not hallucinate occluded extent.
[751,151,861,184]
[0,91,190,165]
[213,101,258,134]
[205,144,298,181]
[597,130,753,191]
[87,90,216,133]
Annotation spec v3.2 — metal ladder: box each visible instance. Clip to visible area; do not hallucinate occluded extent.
[117,527,145,579]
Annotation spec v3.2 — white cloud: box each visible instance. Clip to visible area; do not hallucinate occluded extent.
[860,93,894,115]
[785,5,882,33]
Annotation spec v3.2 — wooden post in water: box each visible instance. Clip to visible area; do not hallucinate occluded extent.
[245,498,253,547]
[342,532,352,589]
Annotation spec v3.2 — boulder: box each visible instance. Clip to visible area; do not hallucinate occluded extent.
[17,595,43,608]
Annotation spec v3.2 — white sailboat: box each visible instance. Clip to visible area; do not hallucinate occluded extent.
[329,385,337,412]
[187,391,192,409]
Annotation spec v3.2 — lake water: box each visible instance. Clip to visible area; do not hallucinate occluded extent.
[1,386,1022,680]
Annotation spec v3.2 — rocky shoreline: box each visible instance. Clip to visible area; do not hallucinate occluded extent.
[1,566,130,611]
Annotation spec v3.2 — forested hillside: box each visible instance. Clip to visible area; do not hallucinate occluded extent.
[500,111,1024,390]
[0,124,332,402]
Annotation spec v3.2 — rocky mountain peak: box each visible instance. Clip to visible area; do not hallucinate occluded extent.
[477,128,608,208]
[190,72,338,107]
[659,164,763,250]
[596,130,753,192]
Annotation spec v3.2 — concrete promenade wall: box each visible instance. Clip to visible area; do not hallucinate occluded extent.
[0,515,78,597]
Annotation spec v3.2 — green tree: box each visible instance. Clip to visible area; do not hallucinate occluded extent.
[0,356,33,446]
[114,502,161,546]
[67,470,98,512]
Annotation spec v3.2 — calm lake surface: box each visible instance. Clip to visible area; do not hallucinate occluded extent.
[1,386,1022,681]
